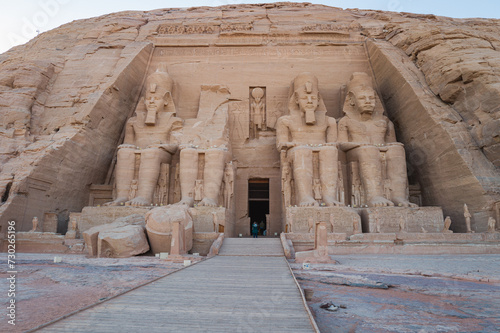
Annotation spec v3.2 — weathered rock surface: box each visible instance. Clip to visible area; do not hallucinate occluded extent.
[97,224,149,258]
[0,2,498,234]
[82,214,145,256]
[145,205,193,254]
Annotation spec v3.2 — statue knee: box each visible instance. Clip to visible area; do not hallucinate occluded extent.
[360,146,381,160]
[141,148,162,161]
[180,148,197,159]
[387,144,405,157]
[117,147,135,159]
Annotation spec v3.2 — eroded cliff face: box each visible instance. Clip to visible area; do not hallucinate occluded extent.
[0,3,498,232]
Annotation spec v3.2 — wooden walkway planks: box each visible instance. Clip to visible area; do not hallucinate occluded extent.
[36,239,316,333]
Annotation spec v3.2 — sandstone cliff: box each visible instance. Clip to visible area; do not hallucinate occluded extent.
[0,3,498,232]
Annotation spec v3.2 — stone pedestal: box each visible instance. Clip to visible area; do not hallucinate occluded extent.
[357,207,444,233]
[295,222,336,264]
[189,206,226,233]
[286,206,361,235]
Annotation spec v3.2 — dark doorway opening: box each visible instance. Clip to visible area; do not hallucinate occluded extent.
[248,179,269,236]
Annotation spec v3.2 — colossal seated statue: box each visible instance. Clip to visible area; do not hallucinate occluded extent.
[106,66,182,206]
[175,85,231,208]
[338,72,416,208]
[276,72,341,207]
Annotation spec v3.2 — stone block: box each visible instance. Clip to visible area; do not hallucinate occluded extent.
[286,206,361,235]
[358,207,444,233]
[82,214,145,256]
[78,206,149,233]
[98,224,149,258]
[189,206,226,233]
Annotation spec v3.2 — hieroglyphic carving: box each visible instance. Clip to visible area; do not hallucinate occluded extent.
[229,101,249,143]
[173,163,181,203]
[281,152,292,208]
[157,24,217,35]
[157,46,366,58]
[337,161,345,205]
[301,22,360,33]
[155,163,169,205]
[220,23,253,33]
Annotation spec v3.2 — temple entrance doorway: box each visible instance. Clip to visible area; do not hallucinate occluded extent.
[248,179,270,236]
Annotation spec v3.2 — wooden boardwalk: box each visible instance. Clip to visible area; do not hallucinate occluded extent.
[35,238,317,332]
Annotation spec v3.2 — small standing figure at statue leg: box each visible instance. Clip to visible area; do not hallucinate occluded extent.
[487,217,497,233]
[464,203,474,233]
[30,217,39,232]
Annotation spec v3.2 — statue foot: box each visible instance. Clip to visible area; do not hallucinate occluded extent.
[199,197,218,207]
[392,197,418,208]
[368,196,394,207]
[103,197,128,206]
[175,197,194,207]
[323,197,343,207]
[126,197,151,207]
[299,197,319,207]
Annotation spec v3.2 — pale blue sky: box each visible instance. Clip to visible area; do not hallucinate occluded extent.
[1,0,499,54]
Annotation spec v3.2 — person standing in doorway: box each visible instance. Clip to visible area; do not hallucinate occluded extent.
[252,222,259,238]
[259,220,266,236]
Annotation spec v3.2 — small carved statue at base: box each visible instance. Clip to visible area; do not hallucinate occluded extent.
[29,217,39,232]
[212,211,218,233]
[194,179,203,201]
[464,203,474,233]
[398,217,406,233]
[487,217,497,233]
[313,179,322,201]
[442,216,453,233]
